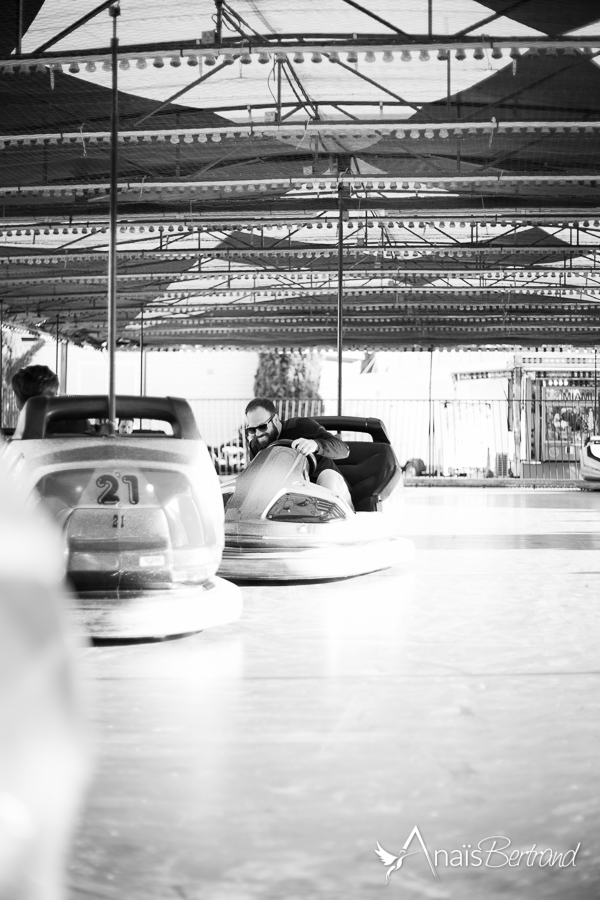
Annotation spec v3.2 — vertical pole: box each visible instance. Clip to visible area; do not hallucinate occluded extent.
[276,60,282,124]
[55,315,59,374]
[140,306,145,395]
[59,340,69,393]
[428,348,433,474]
[428,0,432,36]
[513,356,522,477]
[17,0,24,55]
[107,3,120,434]
[337,183,344,416]
[215,0,223,43]
[595,347,598,433]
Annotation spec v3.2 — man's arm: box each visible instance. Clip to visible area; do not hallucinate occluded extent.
[290,418,349,460]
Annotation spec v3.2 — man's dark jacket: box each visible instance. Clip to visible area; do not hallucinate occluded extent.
[249,416,349,483]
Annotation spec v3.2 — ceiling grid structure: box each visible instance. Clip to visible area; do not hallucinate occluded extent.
[1,0,600,350]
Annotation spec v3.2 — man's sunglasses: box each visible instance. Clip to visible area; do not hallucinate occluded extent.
[245,413,276,437]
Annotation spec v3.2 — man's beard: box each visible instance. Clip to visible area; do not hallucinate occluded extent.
[252,421,278,452]
[255,430,273,448]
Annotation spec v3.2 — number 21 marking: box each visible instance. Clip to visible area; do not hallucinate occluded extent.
[97,474,139,505]
[122,475,139,505]
[112,514,125,529]
[96,475,119,505]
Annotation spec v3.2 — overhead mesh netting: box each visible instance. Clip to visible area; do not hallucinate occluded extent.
[1,0,600,349]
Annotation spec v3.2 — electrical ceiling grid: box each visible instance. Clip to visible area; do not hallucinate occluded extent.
[2,0,600,351]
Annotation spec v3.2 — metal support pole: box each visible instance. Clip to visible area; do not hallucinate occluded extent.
[595,348,598,433]
[276,60,282,124]
[337,184,344,416]
[107,3,120,434]
[140,306,145,395]
[513,356,522,477]
[215,0,223,43]
[428,348,434,474]
[55,315,60,373]
[59,340,69,393]
[17,0,24,55]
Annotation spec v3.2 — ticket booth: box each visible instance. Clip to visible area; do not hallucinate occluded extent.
[523,364,597,476]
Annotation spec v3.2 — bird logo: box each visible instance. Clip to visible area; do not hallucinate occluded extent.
[374,827,440,882]
[374,842,420,882]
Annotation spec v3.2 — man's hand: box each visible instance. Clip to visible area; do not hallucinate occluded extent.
[291,437,319,456]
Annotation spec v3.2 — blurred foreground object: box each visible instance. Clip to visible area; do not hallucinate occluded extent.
[0,451,88,900]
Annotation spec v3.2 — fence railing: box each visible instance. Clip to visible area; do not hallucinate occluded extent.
[189,398,591,481]
[2,392,19,430]
[2,392,586,481]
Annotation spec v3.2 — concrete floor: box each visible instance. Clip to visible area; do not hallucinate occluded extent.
[69,489,600,899]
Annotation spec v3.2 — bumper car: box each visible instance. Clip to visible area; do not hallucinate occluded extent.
[580,436,600,481]
[2,395,242,639]
[219,416,415,581]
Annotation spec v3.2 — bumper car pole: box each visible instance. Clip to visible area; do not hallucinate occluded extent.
[107,3,120,436]
[140,306,145,396]
[337,183,344,416]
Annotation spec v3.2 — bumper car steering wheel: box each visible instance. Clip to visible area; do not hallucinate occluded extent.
[270,439,318,477]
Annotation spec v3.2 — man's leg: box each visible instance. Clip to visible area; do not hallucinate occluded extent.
[316,470,354,510]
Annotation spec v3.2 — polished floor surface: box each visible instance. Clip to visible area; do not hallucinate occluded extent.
[70,489,600,899]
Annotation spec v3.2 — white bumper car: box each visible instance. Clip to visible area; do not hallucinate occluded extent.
[3,395,242,639]
[219,416,415,581]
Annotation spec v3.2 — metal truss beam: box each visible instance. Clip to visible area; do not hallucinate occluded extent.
[133,60,233,127]
[9,36,600,69]
[453,0,533,39]
[338,0,410,37]
[32,0,116,55]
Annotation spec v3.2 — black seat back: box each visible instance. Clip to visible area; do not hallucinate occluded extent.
[337,441,401,512]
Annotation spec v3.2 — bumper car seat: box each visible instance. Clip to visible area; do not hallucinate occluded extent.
[337,442,401,512]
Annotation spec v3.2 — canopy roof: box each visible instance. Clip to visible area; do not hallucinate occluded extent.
[2,0,600,350]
